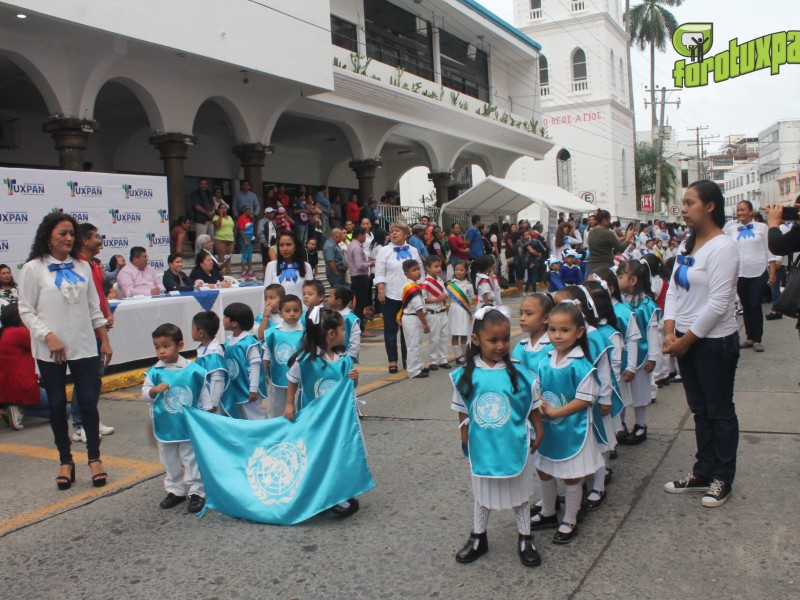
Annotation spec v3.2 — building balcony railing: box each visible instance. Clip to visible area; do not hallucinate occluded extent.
[529,8,543,20]
[540,84,550,97]
[571,1,586,12]
[572,79,589,92]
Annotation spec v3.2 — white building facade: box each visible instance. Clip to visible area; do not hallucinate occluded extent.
[758,120,800,207]
[507,0,637,221]
[724,160,761,214]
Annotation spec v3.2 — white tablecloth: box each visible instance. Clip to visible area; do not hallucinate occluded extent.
[107,286,263,364]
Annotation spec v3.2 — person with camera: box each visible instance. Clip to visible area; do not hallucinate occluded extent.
[765,197,800,333]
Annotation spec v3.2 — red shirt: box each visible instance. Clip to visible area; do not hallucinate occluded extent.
[81,256,110,339]
[448,234,468,260]
[345,202,361,221]
[0,326,40,405]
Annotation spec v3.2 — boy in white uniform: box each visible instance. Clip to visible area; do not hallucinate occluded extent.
[422,255,451,370]
[399,259,430,379]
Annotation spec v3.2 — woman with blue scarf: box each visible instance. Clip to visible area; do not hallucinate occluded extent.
[17,213,113,490]
[662,181,740,509]
[263,231,313,308]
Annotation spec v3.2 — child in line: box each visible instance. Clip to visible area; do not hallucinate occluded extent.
[263,294,304,418]
[447,261,474,366]
[237,205,256,278]
[512,293,555,375]
[328,285,361,362]
[399,259,430,379]
[285,306,361,518]
[221,302,266,420]
[531,302,603,545]
[451,307,544,567]
[474,255,497,309]
[301,279,326,324]
[616,261,660,445]
[559,251,583,286]
[422,255,451,370]
[143,323,212,514]
[547,258,564,292]
[256,284,285,339]
[191,311,228,412]
[641,254,666,401]
[647,255,676,388]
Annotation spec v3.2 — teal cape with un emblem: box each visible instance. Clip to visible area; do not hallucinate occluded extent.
[297,353,353,411]
[221,335,266,418]
[588,327,624,446]
[535,352,596,461]
[147,362,208,443]
[263,328,304,388]
[612,301,636,372]
[183,377,374,525]
[628,296,661,369]
[511,339,552,378]
[450,364,534,478]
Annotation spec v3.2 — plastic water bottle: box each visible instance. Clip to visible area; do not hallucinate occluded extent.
[126,289,132,300]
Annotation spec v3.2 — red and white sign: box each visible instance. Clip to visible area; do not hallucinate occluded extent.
[580,191,595,204]
[640,194,654,213]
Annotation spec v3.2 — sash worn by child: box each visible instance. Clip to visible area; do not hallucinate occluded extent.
[447,280,472,318]
[147,362,208,443]
[396,281,423,323]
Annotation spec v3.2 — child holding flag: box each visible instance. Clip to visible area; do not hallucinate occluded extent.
[398,259,429,379]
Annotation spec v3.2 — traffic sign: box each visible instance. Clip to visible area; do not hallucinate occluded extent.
[669,204,681,217]
[580,191,595,204]
[640,194,654,212]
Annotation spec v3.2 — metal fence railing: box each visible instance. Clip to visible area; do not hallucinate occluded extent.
[374,204,473,233]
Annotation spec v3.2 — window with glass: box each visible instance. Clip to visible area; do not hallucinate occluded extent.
[539,55,549,96]
[556,149,573,192]
[571,48,588,92]
[364,0,434,81]
[439,29,490,101]
[331,15,358,52]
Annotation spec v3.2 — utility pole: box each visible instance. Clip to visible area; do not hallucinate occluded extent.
[687,126,715,180]
[645,86,681,214]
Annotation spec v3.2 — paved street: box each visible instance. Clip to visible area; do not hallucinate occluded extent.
[2,294,798,600]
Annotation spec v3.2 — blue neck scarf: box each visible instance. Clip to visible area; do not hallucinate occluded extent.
[278,263,299,283]
[674,255,695,291]
[737,223,755,240]
[48,261,86,289]
[393,245,412,261]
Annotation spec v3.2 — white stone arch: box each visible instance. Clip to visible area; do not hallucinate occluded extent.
[0,49,63,115]
[191,95,253,143]
[89,76,165,132]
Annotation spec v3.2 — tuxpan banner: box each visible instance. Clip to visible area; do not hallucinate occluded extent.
[184,378,374,525]
[0,167,169,276]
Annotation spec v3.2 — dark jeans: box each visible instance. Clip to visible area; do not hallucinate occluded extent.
[771,265,787,305]
[676,331,740,485]
[38,357,102,464]
[326,270,345,288]
[351,274,371,326]
[737,271,768,343]
[71,338,106,429]
[382,297,406,364]
[525,263,539,291]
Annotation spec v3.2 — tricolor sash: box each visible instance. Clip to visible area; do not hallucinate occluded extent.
[447,281,472,319]
[422,276,445,297]
[397,282,423,323]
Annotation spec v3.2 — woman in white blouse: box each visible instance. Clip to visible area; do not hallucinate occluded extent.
[662,181,740,508]
[722,201,777,352]
[263,231,313,307]
[374,221,422,373]
[18,214,113,490]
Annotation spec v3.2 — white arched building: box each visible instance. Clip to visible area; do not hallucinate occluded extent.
[508,0,637,221]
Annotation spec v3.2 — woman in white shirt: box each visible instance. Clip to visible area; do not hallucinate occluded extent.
[374,221,422,373]
[17,214,113,490]
[662,180,740,508]
[263,231,314,308]
[722,201,777,351]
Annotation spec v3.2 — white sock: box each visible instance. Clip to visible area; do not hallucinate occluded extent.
[540,477,558,517]
[473,500,490,534]
[592,467,606,494]
[514,502,531,535]
[561,483,582,531]
[634,406,647,429]
[453,345,463,360]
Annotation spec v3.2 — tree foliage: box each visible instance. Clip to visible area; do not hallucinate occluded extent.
[635,141,677,209]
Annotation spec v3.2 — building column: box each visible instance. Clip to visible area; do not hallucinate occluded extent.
[233,143,272,203]
[349,159,382,204]
[428,171,454,206]
[42,118,98,171]
[149,132,197,221]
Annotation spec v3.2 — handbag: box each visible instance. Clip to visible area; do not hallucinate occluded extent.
[774,254,800,317]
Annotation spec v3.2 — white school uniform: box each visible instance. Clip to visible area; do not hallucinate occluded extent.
[447,278,474,337]
[531,347,605,479]
[450,357,540,510]
[338,307,361,361]
[142,356,213,497]
[262,321,303,418]
[612,298,641,412]
[400,279,426,378]
[588,325,616,454]
[491,274,503,306]
[625,296,660,408]
[597,320,622,453]
[422,275,449,364]
[476,273,495,309]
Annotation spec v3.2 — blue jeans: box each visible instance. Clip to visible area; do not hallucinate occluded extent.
[676,331,740,485]
[72,339,105,429]
[737,271,767,343]
[382,298,406,364]
[326,270,345,288]
[39,356,102,464]
[295,223,308,244]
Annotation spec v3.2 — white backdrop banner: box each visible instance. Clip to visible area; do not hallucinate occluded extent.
[0,167,169,276]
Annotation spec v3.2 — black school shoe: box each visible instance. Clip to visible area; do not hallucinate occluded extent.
[159,493,186,509]
[584,490,607,510]
[530,496,562,517]
[455,532,488,563]
[330,498,360,518]
[518,534,542,567]
[187,494,206,513]
[615,423,629,443]
[411,371,429,379]
[438,362,452,369]
[619,424,647,445]
[530,512,559,530]
[552,522,578,544]
[429,364,439,371]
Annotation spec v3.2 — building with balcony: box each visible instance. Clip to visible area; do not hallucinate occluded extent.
[0,0,552,221]
[507,0,636,219]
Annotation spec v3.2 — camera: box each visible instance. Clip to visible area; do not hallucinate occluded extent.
[781,205,799,221]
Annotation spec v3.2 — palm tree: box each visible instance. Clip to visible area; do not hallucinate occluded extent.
[627,0,683,128]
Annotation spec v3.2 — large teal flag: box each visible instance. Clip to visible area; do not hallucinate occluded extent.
[184,378,374,525]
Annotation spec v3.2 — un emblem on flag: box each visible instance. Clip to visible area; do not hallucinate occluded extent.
[314,378,338,399]
[163,386,193,414]
[542,391,568,425]
[473,392,510,428]
[247,440,308,505]
[226,358,240,380]
[274,343,294,365]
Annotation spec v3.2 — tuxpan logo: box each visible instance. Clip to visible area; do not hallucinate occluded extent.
[0,240,9,252]
[0,211,28,223]
[121,184,154,199]
[51,208,90,223]
[146,232,170,247]
[673,24,800,87]
[148,259,166,270]
[100,234,129,248]
[67,181,102,197]
[108,209,142,224]
[2,177,45,196]
[157,209,168,223]
[247,440,308,506]
[473,392,511,429]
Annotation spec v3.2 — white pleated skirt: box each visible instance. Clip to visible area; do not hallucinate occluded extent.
[596,413,617,454]
[630,367,654,408]
[448,306,472,337]
[619,379,634,408]
[532,429,605,479]
[472,452,535,510]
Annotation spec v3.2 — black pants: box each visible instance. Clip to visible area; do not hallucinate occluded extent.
[737,271,768,343]
[677,332,740,485]
[351,274,371,327]
[38,357,102,464]
[382,298,406,364]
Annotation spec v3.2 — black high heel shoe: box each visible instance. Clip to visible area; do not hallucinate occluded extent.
[88,459,107,488]
[56,462,75,491]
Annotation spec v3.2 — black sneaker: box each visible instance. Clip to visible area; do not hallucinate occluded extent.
[663,472,710,494]
[701,479,732,507]
[187,494,206,513]
[159,493,186,509]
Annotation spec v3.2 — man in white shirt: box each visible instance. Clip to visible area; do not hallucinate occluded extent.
[117,247,164,297]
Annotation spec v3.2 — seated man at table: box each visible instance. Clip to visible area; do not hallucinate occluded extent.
[189,251,231,289]
[117,246,164,297]
[162,253,193,293]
